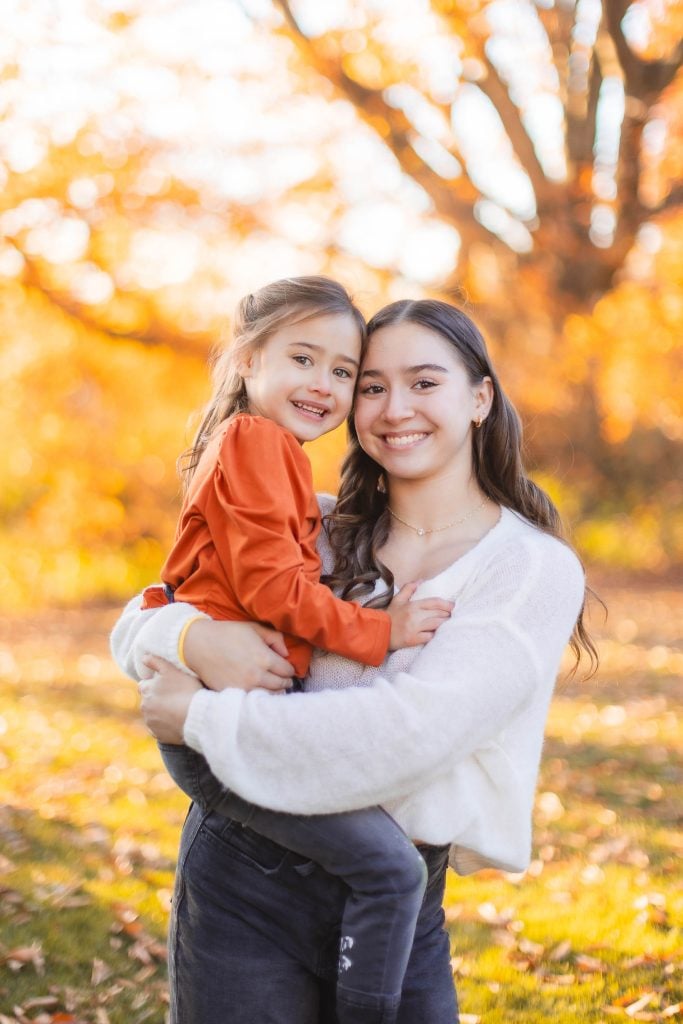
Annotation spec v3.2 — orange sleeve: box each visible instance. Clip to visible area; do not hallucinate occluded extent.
[208,417,391,666]
[141,585,168,609]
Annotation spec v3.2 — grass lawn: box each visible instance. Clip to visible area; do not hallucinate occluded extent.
[0,579,681,1023]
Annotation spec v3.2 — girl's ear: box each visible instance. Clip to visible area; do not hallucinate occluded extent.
[237,353,256,379]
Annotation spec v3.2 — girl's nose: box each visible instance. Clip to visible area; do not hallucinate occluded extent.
[309,370,332,395]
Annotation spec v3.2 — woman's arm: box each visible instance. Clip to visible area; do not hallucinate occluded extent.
[148,536,585,815]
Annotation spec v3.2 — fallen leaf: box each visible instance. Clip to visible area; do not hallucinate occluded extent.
[3,942,45,975]
[625,993,656,1016]
[91,958,112,985]
[549,939,572,961]
[20,997,59,1011]
[576,953,607,973]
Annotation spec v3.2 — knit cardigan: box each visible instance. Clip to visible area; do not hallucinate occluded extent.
[110,501,585,875]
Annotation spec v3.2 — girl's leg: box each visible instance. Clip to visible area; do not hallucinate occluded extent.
[243,803,427,1024]
[168,805,344,1024]
[397,844,459,1024]
[164,758,427,1021]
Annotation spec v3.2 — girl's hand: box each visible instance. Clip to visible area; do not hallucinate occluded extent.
[139,656,201,743]
[387,582,454,649]
[182,619,296,692]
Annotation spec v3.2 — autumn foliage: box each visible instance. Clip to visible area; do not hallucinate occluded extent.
[1,0,681,608]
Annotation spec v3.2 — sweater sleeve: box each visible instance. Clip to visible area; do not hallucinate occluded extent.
[183,535,585,815]
[208,418,390,666]
[110,593,207,682]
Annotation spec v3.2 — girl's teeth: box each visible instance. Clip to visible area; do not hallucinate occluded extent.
[295,403,325,416]
[385,433,427,447]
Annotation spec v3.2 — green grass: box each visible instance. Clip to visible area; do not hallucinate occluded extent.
[0,582,681,1023]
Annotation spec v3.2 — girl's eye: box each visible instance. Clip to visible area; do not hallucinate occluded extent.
[293,355,312,366]
[333,367,353,379]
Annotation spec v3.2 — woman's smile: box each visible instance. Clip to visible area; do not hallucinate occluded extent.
[381,431,430,449]
[354,321,484,479]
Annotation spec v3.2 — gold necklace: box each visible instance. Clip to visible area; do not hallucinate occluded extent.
[388,498,487,536]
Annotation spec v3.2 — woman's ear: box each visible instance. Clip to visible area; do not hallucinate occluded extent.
[473,377,494,425]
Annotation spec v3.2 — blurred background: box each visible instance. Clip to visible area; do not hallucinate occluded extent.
[2,0,681,611]
[1,5,682,1020]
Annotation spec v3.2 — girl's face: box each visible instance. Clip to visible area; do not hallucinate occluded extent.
[241,313,362,443]
[354,321,492,482]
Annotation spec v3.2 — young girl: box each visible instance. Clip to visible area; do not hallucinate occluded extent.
[139,276,453,1024]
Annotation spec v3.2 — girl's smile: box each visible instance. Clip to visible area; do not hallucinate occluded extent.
[240,313,361,443]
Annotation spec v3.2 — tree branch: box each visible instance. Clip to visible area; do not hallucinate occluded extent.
[477,51,559,210]
[649,182,683,215]
[604,0,683,98]
[272,0,498,253]
[16,248,209,356]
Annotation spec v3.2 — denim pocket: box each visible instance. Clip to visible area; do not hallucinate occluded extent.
[202,815,290,876]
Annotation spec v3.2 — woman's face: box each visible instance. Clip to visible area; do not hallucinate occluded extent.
[354,320,491,483]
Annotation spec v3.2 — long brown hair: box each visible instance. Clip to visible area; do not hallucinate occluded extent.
[324,299,598,674]
[179,276,366,487]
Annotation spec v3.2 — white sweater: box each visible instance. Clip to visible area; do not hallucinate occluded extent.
[111,502,585,875]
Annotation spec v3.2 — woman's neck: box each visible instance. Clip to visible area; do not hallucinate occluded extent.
[379,472,500,587]
[386,471,486,535]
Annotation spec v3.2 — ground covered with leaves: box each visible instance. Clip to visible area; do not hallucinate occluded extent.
[0,579,681,1023]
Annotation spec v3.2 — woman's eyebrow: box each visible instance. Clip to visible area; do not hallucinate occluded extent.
[287,341,359,368]
[360,363,449,378]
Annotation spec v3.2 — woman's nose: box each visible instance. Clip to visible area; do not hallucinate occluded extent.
[383,388,414,422]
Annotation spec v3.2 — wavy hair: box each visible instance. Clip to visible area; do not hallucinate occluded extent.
[179,276,366,487]
[323,299,598,675]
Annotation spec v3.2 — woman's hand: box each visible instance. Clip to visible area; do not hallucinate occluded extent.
[139,656,202,743]
[182,619,296,692]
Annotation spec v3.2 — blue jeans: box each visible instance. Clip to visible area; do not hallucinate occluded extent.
[160,743,429,1023]
[169,803,459,1023]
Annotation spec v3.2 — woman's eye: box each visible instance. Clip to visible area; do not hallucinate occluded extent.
[293,355,312,366]
[414,379,437,390]
[359,384,385,395]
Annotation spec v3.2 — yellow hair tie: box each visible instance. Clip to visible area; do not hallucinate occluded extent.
[178,615,205,668]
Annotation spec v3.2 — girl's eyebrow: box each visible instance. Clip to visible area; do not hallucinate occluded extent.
[360,363,449,378]
[287,341,359,368]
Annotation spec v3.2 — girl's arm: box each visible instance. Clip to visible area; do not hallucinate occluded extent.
[209,417,449,667]
[110,594,294,691]
[110,593,205,681]
[173,536,585,815]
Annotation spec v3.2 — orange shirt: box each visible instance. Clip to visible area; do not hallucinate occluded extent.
[142,415,391,677]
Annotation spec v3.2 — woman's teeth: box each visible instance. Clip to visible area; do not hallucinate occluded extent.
[384,433,428,447]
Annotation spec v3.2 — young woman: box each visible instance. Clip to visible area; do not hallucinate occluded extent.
[112,299,593,1024]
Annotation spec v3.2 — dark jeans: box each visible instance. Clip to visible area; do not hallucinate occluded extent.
[160,743,429,1023]
[169,803,459,1023]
